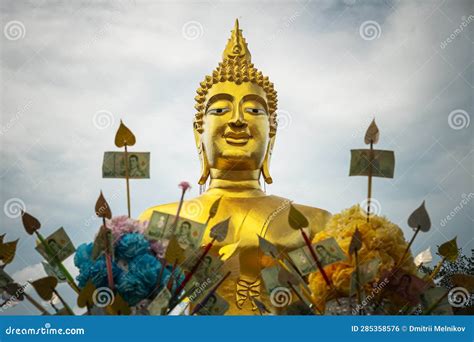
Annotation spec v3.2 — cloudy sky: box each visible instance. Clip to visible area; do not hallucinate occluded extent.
[0,0,472,315]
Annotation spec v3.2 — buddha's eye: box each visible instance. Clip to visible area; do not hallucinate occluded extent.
[207,107,230,115]
[245,108,267,116]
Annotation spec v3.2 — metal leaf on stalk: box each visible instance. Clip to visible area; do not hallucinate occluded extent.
[30,276,58,301]
[348,228,363,255]
[407,201,431,232]
[210,217,230,242]
[364,119,379,144]
[21,211,41,235]
[114,120,136,147]
[95,191,112,219]
[288,204,309,230]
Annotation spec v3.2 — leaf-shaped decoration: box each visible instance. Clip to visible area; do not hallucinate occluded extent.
[208,197,222,220]
[21,211,41,235]
[0,234,5,243]
[109,293,131,315]
[165,235,186,264]
[288,204,308,230]
[30,276,58,301]
[438,237,458,262]
[77,280,96,308]
[258,235,278,257]
[348,228,363,255]
[114,120,136,147]
[5,283,25,301]
[364,119,380,145]
[253,298,269,314]
[210,218,230,242]
[218,240,240,261]
[95,191,112,219]
[407,201,431,232]
[0,239,19,265]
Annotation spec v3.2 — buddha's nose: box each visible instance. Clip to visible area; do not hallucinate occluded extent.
[228,108,247,128]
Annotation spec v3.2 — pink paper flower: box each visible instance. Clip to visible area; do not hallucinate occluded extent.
[105,215,148,243]
[178,181,191,192]
[150,239,167,259]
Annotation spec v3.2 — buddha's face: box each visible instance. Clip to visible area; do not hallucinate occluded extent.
[201,81,270,171]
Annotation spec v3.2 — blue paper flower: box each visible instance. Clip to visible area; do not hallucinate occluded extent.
[115,233,150,260]
[128,254,160,288]
[89,256,122,288]
[116,272,152,306]
[74,242,93,270]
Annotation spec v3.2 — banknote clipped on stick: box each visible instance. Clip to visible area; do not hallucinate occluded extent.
[349,149,395,178]
[102,151,150,179]
[35,227,75,263]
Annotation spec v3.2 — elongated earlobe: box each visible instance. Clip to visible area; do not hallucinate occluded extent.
[198,142,210,185]
[261,140,273,184]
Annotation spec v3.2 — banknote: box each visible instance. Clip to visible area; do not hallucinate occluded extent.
[35,227,75,263]
[261,265,284,295]
[197,293,229,315]
[102,151,150,179]
[349,149,395,178]
[148,287,171,315]
[288,237,347,276]
[42,261,67,283]
[350,258,381,294]
[420,287,453,315]
[145,211,206,250]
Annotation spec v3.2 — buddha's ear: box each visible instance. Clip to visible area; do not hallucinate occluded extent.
[194,128,210,185]
[261,135,275,184]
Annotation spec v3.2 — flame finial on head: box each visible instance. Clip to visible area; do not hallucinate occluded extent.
[193,19,278,136]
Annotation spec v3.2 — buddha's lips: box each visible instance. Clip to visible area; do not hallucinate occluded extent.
[223,132,251,145]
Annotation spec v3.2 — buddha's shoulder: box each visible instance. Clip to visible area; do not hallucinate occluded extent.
[139,201,180,221]
[268,195,332,228]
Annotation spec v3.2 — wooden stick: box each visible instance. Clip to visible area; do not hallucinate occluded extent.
[124,144,131,218]
[102,218,115,290]
[299,228,340,305]
[426,257,447,282]
[367,141,374,222]
[53,289,74,315]
[397,226,421,268]
[23,292,50,315]
[35,231,79,294]
[354,249,363,315]
[170,189,186,235]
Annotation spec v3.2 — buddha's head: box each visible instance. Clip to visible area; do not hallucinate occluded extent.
[193,20,278,186]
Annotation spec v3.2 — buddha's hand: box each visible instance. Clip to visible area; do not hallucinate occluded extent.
[235,278,260,310]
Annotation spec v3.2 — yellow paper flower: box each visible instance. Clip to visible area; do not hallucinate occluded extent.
[308,205,416,310]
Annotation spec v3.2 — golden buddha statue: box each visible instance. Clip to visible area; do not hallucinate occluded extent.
[140,19,330,315]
